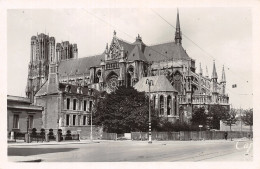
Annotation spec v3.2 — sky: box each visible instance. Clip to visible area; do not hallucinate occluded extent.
[7,8,253,109]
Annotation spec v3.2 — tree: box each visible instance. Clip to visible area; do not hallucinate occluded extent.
[208,105,229,130]
[222,108,238,131]
[191,107,207,129]
[93,86,160,134]
[242,109,253,132]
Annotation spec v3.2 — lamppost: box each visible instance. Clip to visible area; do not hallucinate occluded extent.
[90,108,93,142]
[146,79,153,144]
[89,88,93,142]
[26,116,29,143]
[26,116,29,134]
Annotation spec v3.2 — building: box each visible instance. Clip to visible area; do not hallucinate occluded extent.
[134,75,179,122]
[7,95,43,134]
[26,34,78,102]
[27,11,229,125]
[34,54,101,137]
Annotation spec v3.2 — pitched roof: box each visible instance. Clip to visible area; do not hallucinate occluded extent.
[117,39,135,54]
[57,39,191,76]
[144,42,190,62]
[58,53,105,77]
[134,75,178,93]
[127,45,147,61]
[35,80,48,96]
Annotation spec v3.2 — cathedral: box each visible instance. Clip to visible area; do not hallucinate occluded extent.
[26,11,229,129]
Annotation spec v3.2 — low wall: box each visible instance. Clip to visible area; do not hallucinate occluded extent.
[102,132,117,140]
[131,131,253,141]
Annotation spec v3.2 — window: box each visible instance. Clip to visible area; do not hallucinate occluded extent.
[67,98,70,109]
[13,114,19,129]
[167,96,172,115]
[28,115,33,129]
[78,115,81,126]
[89,101,93,112]
[126,73,131,87]
[83,100,87,111]
[73,115,76,126]
[83,115,86,125]
[73,99,77,110]
[174,97,177,116]
[153,95,156,108]
[66,114,70,126]
[159,96,164,115]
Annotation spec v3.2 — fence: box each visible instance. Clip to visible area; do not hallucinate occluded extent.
[102,132,117,140]
[131,131,253,141]
[61,134,79,141]
[30,133,45,142]
[8,132,26,141]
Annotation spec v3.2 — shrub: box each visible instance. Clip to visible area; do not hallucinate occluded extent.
[65,130,72,140]
[31,128,37,136]
[49,128,55,139]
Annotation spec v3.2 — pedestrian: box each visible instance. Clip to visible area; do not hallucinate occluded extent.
[224,132,228,140]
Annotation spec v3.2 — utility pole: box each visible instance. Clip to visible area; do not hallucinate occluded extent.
[240,106,242,132]
[146,79,153,144]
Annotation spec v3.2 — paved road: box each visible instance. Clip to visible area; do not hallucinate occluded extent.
[8,139,253,162]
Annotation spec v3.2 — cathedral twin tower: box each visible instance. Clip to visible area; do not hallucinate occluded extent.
[26,33,78,102]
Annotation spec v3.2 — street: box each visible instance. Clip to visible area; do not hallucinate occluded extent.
[8,139,253,162]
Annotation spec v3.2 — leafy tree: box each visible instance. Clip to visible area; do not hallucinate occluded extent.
[93,86,161,134]
[191,107,207,129]
[208,105,229,130]
[222,108,238,131]
[242,109,253,132]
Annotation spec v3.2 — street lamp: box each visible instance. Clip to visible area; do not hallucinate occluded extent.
[89,88,93,142]
[146,79,153,144]
[26,116,29,134]
[26,116,29,143]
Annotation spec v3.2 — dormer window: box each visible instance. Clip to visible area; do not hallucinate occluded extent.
[77,86,81,94]
[65,85,69,92]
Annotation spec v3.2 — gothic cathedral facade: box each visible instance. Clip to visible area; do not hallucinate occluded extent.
[26,11,229,124]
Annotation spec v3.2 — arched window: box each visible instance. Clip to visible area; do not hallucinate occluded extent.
[153,95,156,108]
[174,71,182,93]
[126,72,131,87]
[159,95,164,115]
[174,96,177,116]
[167,96,172,115]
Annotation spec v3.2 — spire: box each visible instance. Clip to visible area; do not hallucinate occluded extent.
[221,65,226,83]
[199,63,203,75]
[205,66,209,78]
[211,60,218,79]
[175,8,182,45]
[176,8,180,29]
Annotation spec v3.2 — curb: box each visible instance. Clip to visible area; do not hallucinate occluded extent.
[8,141,100,147]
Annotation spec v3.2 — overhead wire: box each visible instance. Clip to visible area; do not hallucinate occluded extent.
[151,9,250,84]
[83,8,252,98]
[82,9,185,69]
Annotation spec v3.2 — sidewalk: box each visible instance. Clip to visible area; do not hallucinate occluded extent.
[8,139,100,147]
[8,137,252,147]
